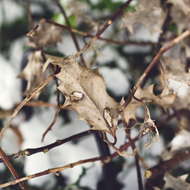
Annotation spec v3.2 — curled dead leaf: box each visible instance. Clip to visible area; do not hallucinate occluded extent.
[17,50,44,99]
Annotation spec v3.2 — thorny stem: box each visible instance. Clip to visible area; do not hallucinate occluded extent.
[41,77,60,142]
[0,72,56,140]
[0,147,28,190]
[123,29,190,108]
[54,0,87,67]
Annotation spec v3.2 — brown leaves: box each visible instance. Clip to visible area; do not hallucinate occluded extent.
[121,84,175,123]
[168,0,190,34]
[160,56,190,86]
[27,19,63,48]
[121,0,165,35]
[138,104,159,150]
[44,54,120,137]
[17,50,44,99]
[163,173,190,190]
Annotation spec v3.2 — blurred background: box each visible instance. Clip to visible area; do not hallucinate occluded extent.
[0,0,190,189]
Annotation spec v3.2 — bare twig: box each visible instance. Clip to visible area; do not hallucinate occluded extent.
[0,72,56,140]
[103,132,137,157]
[41,77,60,142]
[74,0,133,58]
[144,147,190,179]
[15,101,58,108]
[0,130,98,163]
[0,147,28,190]
[27,18,155,46]
[0,155,109,188]
[1,108,187,164]
[27,0,134,59]
[54,0,86,67]
[123,29,190,108]
[25,0,34,29]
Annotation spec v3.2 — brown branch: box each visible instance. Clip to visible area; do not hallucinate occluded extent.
[1,108,187,164]
[123,28,190,108]
[0,130,98,163]
[144,147,190,179]
[27,18,155,46]
[0,155,109,188]
[27,0,134,59]
[0,147,28,190]
[54,0,86,67]
[25,0,34,29]
[0,72,56,140]
[74,0,133,59]
[41,77,61,142]
[15,101,58,108]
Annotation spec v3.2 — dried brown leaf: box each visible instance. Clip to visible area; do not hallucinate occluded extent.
[160,56,190,85]
[121,84,175,123]
[121,0,165,35]
[138,103,159,149]
[17,50,44,99]
[27,23,62,48]
[163,173,190,190]
[167,0,190,15]
[168,0,190,34]
[44,54,120,137]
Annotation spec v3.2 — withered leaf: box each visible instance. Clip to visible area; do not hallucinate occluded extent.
[121,84,175,123]
[17,50,43,99]
[44,54,120,137]
[138,102,159,149]
[163,173,190,190]
[120,0,165,35]
[167,0,190,15]
[168,0,190,34]
[160,56,190,86]
[27,22,62,49]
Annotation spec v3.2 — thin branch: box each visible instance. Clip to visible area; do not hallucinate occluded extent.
[27,0,134,59]
[0,147,28,190]
[1,108,187,164]
[74,0,133,58]
[123,28,190,108]
[27,18,155,46]
[103,132,137,157]
[0,72,56,140]
[156,4,172,52]
[41,77,61,142]
[144,147,190,179]
[15,101,58,108]
[25,0,34,29]
[0,130,98,163]
[5,137,190,188]
[54,0,86,67]
[0,155,109,188]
